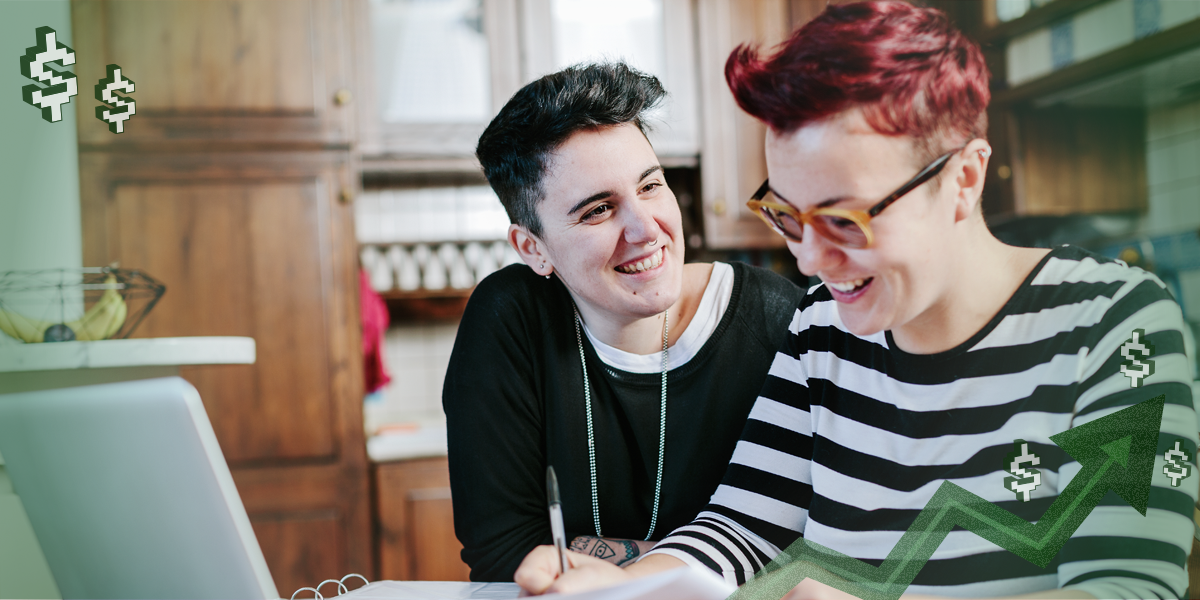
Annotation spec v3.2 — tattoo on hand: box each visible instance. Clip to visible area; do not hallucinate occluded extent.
[616,540,640,566]
[567,536,642,566]
[591,540,616,560]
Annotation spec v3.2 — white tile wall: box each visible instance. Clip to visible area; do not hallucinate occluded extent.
[1072,0,1134,63]
[355,185,511,244]
[1144,96,1200,319]
[1162,0,1200,30]
[1144,97,1200,237]
[367,321,462,432]
[1007,27,1054,86]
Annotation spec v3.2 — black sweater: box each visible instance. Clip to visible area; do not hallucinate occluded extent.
[443,262,804,581]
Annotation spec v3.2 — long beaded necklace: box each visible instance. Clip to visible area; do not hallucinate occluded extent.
[573,307,668,541]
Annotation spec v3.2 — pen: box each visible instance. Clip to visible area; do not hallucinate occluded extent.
[546,465,570,574]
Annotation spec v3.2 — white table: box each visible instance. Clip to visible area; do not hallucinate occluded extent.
[0,337,255,599]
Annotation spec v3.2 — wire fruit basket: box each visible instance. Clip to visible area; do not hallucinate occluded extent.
[0,267,166,343]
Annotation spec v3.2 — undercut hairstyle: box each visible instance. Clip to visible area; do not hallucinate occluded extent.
[725,1,990,162]
[476,62,666,237]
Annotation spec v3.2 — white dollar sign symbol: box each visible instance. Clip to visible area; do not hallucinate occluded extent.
[1120,329,1155,388]
[1164,440,1191,487]
[19,26,78,123]
[95,64,136,134]
[1004,440,1042,502]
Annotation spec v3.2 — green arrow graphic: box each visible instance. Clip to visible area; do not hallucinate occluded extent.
[730,394,1166,600]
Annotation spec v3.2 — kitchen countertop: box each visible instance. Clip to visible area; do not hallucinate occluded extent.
[367,417,448,463]
[0,337,255,372]
[0,337,256,395]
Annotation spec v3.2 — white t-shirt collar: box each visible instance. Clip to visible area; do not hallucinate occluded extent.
[581,262,735,374]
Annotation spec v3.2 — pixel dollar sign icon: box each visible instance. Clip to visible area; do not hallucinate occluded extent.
[1164,439,1192,488]
[95,64,136,134]
[1120,328,1156,388]
[1004,439,1042,502]
[19,26,78,123]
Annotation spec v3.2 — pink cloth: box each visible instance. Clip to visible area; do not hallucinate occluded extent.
[360,269,392,393]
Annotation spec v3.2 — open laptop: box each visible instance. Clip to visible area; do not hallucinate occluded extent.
[0,377,278,599]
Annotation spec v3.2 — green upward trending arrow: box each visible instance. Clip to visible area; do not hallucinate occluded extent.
[730,394,1166,600]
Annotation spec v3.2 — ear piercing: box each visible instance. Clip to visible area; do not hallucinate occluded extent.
[540,262,551,279]
[978,148,992,159]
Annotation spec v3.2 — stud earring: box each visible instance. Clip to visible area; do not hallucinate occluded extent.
[978,148,992,159]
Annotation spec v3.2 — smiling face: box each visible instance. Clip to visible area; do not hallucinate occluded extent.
[765,110,964,338]
[521,123,684,322]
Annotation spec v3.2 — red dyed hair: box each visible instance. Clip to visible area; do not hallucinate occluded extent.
[726,1,990,159]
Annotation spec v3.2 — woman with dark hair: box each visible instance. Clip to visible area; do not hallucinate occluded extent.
[515,3,1196,599]
[444,62,804,582]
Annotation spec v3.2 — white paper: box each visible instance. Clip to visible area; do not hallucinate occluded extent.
[539,567,733,600]
[336,580,520,600]
[332,567,732,600]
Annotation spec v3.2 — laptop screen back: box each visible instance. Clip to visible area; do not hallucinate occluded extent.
[0,377,277,599]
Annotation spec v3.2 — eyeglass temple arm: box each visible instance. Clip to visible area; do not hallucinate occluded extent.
[751,146,961,216]
[866,151,957,218]
[751,179,772,203]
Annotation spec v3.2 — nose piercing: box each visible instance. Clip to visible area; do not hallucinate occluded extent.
[648,239,658,246]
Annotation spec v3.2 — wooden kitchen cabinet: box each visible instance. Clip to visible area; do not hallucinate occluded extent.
[695,0,790,249]
[374,457,470,582]
[77,149,369,594]
[996,106,1147,216]
[696,0,860,249]
[73,0,370,594]
[72,0,357,148]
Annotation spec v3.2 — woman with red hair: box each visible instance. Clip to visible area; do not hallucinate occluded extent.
[514,2,1196,598]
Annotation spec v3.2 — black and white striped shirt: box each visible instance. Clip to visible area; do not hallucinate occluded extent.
[646,245,1198,599]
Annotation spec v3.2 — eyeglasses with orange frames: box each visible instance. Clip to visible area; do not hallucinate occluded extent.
[746,145,977,249]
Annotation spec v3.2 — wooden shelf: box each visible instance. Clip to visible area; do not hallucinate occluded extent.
[977,0,1108,44]
[379,288,473,301]
[381,290,473,322]
[992,18,1200,105]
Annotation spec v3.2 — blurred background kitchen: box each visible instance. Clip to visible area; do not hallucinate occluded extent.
[1,0,1198,595]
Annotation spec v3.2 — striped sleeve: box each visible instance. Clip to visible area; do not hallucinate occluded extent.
[1056,264,1198,600]
[645,303,814,585]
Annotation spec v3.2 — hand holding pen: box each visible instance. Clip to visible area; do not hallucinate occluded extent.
[514,467,639,595]
[547,466,570,574]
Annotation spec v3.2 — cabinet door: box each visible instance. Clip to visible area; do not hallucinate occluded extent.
[375,457,471,582]
[79,151,371,593]
[72,0,356,147]
[696,0,790,249]
[80,151,359,462]
[1012,107,1147,215]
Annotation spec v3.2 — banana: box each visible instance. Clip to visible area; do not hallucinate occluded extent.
[102,292,128,339]
[66,277,127,341]
[0,275,128,343]
[0,305,51,343]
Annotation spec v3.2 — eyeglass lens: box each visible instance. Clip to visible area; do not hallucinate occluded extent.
[756,193,870,248]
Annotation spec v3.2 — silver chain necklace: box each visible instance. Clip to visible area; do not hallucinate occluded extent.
[573,307,667,541]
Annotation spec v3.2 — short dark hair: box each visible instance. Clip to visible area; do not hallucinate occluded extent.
[476,62,666,237]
